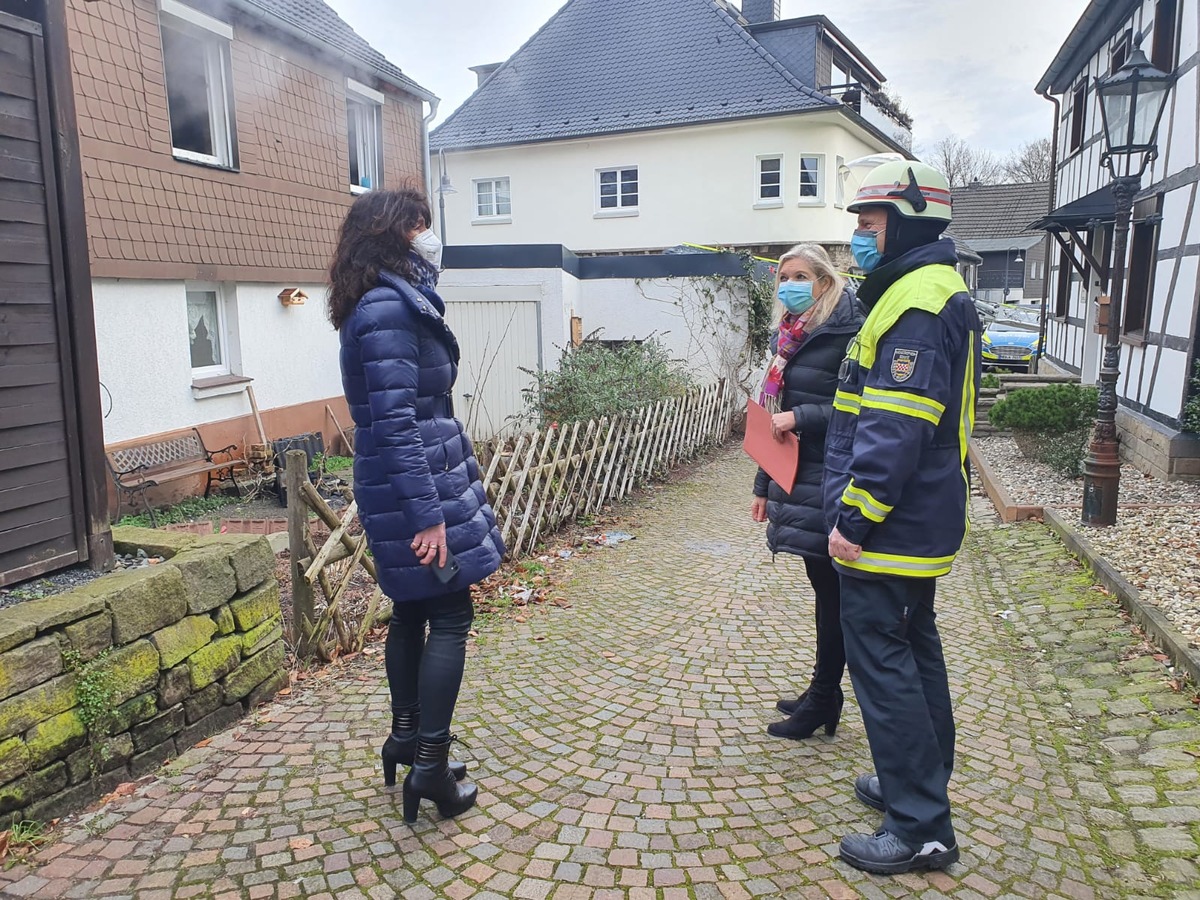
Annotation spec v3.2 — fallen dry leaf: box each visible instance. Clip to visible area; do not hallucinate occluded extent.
[289,837,314,850]
[277,687,292,696]
[193,738,211,748]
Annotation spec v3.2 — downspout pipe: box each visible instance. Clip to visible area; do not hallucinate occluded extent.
[1035,87,1061,374]
[423,98,441,208]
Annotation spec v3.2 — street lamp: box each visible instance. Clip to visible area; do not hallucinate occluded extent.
[1003,249,1024,302]
[1081,47,1174,526]
[435,149,457,246]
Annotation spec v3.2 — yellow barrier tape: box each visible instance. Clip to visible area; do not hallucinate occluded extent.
[681,242,864,280]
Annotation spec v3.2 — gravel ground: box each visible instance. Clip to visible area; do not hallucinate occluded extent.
[975,433,1200,643]
[1081,506,1200,641]
[975,434,1200,507]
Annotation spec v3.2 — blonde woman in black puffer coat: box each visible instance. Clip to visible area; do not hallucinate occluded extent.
[751,243,864,740]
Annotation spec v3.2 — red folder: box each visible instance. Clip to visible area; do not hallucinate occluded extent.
[743,399,799,494]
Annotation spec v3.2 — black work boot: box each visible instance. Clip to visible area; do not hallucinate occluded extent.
[381,708,467,787]
[854,773,884,811]
[839,830,959,875]
[402,737,478,823]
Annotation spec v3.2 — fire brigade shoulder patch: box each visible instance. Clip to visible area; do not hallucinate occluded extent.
[890,348,919,383]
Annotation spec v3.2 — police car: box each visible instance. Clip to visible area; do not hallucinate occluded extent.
[981,306,1042,372]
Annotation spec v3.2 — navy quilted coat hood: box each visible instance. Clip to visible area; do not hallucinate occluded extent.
[339,270,504,602]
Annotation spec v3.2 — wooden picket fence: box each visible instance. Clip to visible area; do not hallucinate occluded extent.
[477,379,735,558]
[287,380,734,658]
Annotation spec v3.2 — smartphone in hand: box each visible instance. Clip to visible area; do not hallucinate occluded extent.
[430,546,461,585]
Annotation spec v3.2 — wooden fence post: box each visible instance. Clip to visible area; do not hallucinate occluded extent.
[286,450,316,658]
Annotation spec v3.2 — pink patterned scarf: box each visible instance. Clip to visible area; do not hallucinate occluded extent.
[759,312,812,409]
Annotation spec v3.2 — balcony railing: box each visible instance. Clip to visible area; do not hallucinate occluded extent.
[822,83,913,150]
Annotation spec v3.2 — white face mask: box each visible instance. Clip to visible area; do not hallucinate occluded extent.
[412,229,443,268]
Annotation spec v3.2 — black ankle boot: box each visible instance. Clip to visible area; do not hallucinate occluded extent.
[402,737,478,823]
[766,686,844,740]
[381,709,467,787]
[775,687,810,716]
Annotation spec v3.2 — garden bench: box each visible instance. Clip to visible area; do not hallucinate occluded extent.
[106,428,240,526]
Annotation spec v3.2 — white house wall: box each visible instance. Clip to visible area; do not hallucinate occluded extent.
[1045,0,1200,427]
[577,277,751,387]
[438,112,886,253]
[93,279,341,445]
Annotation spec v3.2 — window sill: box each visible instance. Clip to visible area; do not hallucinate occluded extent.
[753,199,784,210]
[594,208,639,219]
[472,216,513,225]
[172,150,238,173]
[350,184,371,195]
[796,200,826,208]
[1120,331,1147,348]
[192,374,252,400]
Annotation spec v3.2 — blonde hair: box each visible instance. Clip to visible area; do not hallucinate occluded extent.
[772,243,846,330]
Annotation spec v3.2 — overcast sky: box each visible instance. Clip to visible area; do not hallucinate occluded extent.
[326,0,1091,157]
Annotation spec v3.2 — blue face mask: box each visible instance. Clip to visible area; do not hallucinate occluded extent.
[851,229,883,272]
[778,280,816,315]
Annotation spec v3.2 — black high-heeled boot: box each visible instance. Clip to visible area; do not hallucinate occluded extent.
[402,737,478,823]
[775,686,810,717]
[766,686,844,740]
[381,709,467,787]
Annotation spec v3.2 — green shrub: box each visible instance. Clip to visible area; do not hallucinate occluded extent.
[521,337,694,425]
[989,383,1098,477]
[980,372,1001,390]
[1181,359,1200,433]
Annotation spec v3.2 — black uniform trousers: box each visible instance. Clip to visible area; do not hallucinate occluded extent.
[840,573,956,846]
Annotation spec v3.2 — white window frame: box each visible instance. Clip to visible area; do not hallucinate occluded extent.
[797,154,825,205]
[754,154,784,208]
[186,283,235,380]
[834,155,847,209]
[472,177,513,223]
[346,80,384,194]
[595,166,639,218]
[159,1,236,169]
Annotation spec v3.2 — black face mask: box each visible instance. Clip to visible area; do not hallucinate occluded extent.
[881,210,947,265]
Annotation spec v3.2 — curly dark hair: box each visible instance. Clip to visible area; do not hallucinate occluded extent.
[327,187,433,329]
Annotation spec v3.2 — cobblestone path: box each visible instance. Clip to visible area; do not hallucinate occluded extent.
[3,448,1198,900]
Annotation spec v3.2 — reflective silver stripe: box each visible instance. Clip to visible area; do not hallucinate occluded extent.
[839,553,955,576]
[862,386,945,417]
[844,482,892,521]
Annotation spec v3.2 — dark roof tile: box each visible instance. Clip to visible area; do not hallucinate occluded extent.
[431,0,834,151]
[951,181,1051,242]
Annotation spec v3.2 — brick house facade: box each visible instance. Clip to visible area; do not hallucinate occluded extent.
[68,0,434,509]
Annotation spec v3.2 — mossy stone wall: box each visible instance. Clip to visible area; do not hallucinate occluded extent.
[0,528,288,821]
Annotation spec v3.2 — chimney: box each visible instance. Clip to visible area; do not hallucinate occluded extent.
[741,0,780,23]
[468,63,503,88]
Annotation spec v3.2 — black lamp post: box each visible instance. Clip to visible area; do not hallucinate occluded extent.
[435,149,456,246]
[1003,248,1024,302]
[1081,48,1174,526]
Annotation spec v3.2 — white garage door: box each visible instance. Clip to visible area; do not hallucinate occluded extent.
[444,300,541,440]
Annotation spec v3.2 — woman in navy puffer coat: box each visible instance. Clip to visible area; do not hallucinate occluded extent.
[329,188,503,823]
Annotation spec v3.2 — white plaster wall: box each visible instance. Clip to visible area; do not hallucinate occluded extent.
[577,277,754,386]
[437,111,885,252]
[92,279,339,445]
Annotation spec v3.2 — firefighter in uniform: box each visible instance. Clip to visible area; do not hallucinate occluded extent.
[823,160,981,874]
